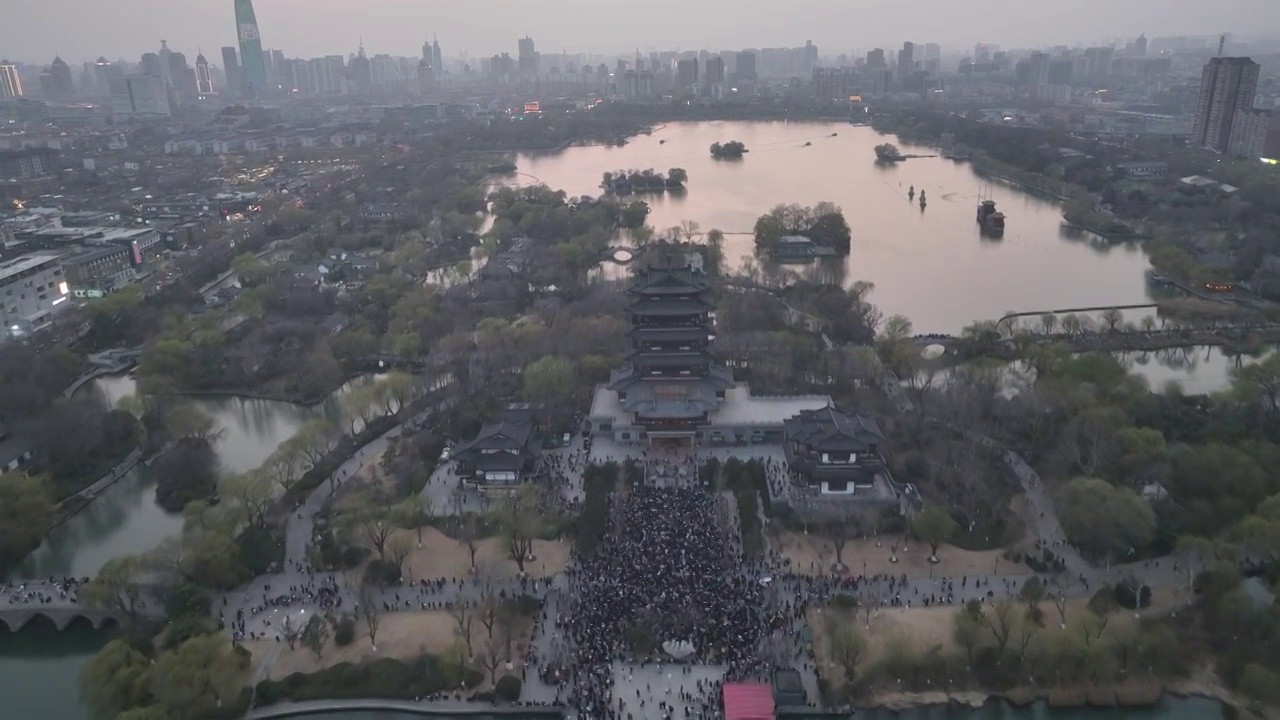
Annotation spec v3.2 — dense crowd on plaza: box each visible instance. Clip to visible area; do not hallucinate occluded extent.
[553,469,788,720]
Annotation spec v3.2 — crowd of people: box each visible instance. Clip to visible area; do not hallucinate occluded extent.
[557,474,784,720]
[0,577,87,607]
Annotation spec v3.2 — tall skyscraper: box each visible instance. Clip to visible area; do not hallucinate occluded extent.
[735,51,756,81]
[195,53,214,94]
[422,40,434,66]
[0,61,24,98]
[1228,108,1280,160]
[518,36,539,75]
[157,40,173,82]
[898,42,915,74]
[168,52,194,103]
[705,56,726,85]
[221,46,242,97]
[41,56,74,97]
[349,46,373,94]
[1134,34,1148,56]
[1190,56,1260,152]
[92,57,117,94]
[234,0,267,91]
[109,75,170,118]
[432,39,443,76]
[676,58,699,88]
[140,53,162,77]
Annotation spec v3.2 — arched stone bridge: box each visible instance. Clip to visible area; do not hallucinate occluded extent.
[0,608,136,632]
[2,580,166,632]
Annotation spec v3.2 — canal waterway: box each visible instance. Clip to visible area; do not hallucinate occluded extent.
[1,374,385,719]
[515,121,1155,335]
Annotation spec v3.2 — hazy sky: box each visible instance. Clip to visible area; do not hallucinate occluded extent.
[1,0,1275,64]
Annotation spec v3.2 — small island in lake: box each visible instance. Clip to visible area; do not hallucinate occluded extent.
[875,142,905,162]
[753,202,852,259]
[710,140,747,159]
[602,168,688,194]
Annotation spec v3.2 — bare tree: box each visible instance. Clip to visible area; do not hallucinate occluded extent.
[474,561,506,640]
[358,582,382,650]
[353,509,395,561]
[495,599,522,661]
[281,613,302,650]
[856,582,886,629]
[821,517,856,573]
[452,512,482,573]
[476,636,504,687]
[1048,571,1072,629]
[385,535,413,579]
[982,598,1018,658]
[449,602,475,657]
[496,484,541,573]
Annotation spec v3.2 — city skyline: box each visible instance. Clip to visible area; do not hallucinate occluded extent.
[0,0,1276,65]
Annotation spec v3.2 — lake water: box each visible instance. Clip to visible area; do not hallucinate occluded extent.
[2,374,384,719]
[514,121,1156,335]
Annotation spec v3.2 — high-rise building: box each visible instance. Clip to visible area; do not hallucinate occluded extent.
[432,39,443,76]
[92,57,118,94]
[518,36,539,75]
[416,59,436,93]
[813,67,857,99]
[898,42,915,74]
[234,0,268,92]
[1134,34,1148,56]
[705,56,726,85]
[866,48,886,68]
[1083,46,1115,79]
[168,52,194,102]
[221,47,242,97]
[157,40,173,82]
[676,58,699,89]
[924,43,941,60]
[109,75,171,118]
[1190,56,1260,152]
[40,57,74,98]
[422,40,433,66]
[1227,108,1280,160]
[140,53,162,77]
[0,61,24,98]
[195,53,214,94]
[349,46,373,94]
[735,51,756,81]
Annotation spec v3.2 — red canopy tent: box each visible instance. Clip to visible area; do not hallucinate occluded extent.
[723,682,776,720]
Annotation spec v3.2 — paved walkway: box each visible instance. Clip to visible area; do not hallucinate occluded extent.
[216,400,451,635]
[244,698,559,719]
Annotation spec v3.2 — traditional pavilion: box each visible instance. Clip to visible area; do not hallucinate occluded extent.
[601,257,735,443]
[451,404,543,488]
